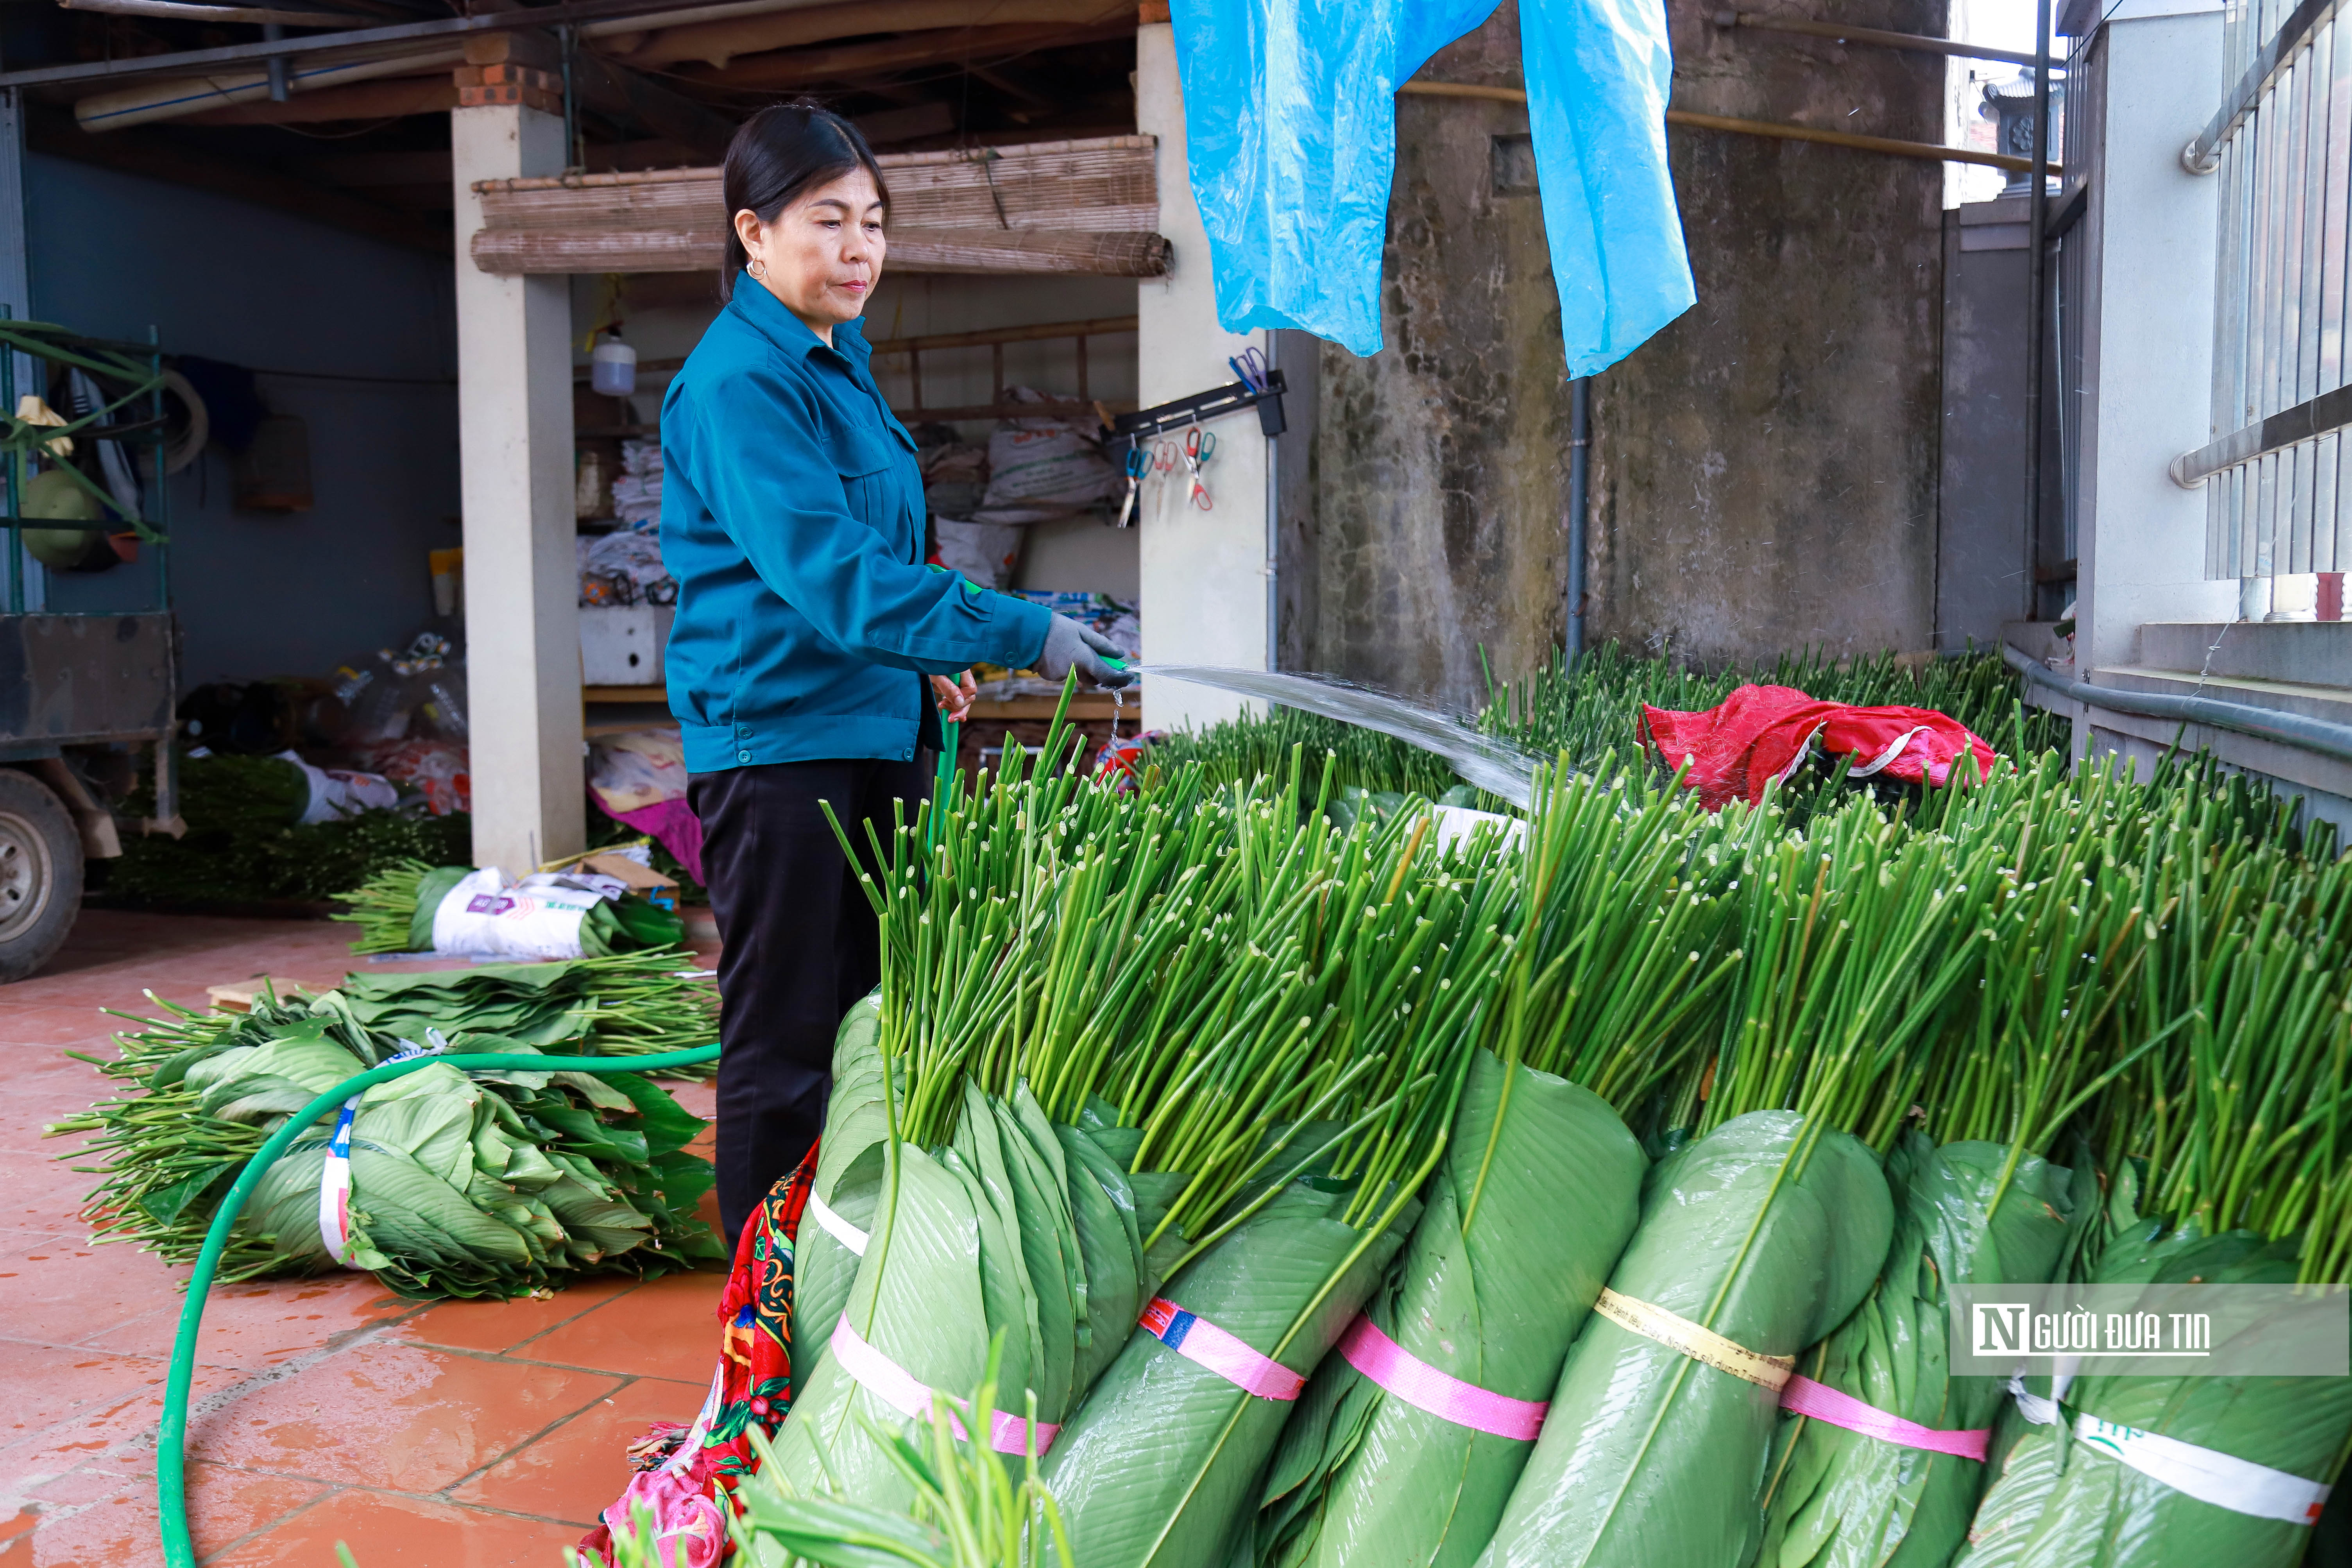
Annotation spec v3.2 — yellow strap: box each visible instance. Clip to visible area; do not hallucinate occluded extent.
[1593,1287,1795,1391]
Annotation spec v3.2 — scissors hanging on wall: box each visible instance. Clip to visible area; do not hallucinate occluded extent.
[1113,446,1149,529]
[1183,424,1216,511]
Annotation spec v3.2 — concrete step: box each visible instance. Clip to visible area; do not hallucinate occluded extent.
[2093,664,2352,727]
[2135,621,2352,687]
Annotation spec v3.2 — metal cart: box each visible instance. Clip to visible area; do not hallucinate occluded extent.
[0,313,177,981]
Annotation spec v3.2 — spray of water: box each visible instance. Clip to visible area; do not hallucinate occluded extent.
[1135,665,1543,809]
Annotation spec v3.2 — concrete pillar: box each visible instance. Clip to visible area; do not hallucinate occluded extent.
[1136,21,1274,731]
[2071,2,2233,710]
[451,102,583,872]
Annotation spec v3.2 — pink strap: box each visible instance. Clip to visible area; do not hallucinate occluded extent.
[829,1316,1059,1455]
[1779,1372,1990,1461]
[1335,1314,1547,1441]
[1138,1297,1306,1400]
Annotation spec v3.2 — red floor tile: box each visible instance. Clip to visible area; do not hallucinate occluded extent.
[208,1487,587,1568]
[0,1226,73,1260]
[87,1276,419,1369]
[447,1375,705,1525]
[16,1460,328,1568]
[0,1006,126,1048]
[0,1359,248,1484]
[0,1238,186,1348]
[0,1149,102,1232]
[0,1343,172,1446]
[507,1271,725,1382]
[386,1278,635,1357]
[665,1081,716,1122]
[189,1342,624,1493]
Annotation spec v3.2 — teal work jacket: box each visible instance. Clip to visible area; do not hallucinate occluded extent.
[660,274,1052,773]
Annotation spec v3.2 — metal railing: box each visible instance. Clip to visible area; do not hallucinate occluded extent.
[2180,0,2352,580]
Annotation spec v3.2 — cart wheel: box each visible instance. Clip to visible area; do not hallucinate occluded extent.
[0,768,83,983]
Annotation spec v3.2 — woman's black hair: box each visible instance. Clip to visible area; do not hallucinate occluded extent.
[719,100,889,303]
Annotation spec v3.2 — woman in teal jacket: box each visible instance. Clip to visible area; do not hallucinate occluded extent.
[664,102,1132,1243]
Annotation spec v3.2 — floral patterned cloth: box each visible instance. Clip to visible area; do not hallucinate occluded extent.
[573,1142,815,1566]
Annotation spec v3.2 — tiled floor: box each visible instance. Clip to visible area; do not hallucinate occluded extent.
[1,911,729,1567]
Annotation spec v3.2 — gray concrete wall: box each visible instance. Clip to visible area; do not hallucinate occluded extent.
[1295,3,1574,711]
[1585,0,1949,668]
[1296,0,1951,703]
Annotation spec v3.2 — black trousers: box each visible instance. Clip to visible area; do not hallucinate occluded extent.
[689,756,929,1246]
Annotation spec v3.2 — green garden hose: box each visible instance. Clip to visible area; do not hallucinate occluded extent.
[156,1042,723,1568]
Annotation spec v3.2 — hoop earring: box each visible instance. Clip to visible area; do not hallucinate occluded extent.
[746,258,766,279]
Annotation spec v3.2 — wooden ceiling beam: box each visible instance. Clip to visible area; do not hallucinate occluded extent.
[683,20,1128,90]
[180,71,455,124]
[568,48,737,163]
[605,0,1131,71]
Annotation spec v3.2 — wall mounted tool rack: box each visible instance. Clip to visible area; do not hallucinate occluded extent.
[1105,369,1287,461]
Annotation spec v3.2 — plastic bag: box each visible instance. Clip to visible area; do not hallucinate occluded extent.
[1473,1110,1895,1568]
[1170,0,1692,374]
[931,517,1026,589]
[979,420,1121,522]
[276,749,397,824]
[1254,1050,1645,1568]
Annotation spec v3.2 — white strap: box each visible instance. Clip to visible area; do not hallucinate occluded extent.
[806,1189,869,1256]
[1848,725,1931,778]
[317,1034,445,1265]
[2011,1377,2330,1525]
[315,1101,360,1265]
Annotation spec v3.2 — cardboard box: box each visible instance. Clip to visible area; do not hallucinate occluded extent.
[580,850,680,911]
[580,604,673,686]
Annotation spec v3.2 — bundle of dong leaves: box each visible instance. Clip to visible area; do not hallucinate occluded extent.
[48,954,725,1296]
[104,752,473,909]
[1152,642,2067,809]
[740,680,2350,1568]
[336,858,686,956]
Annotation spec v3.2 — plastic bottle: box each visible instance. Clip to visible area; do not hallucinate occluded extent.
[591,334,637,397]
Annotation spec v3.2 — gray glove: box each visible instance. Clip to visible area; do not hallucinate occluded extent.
[1033,613,1135,688]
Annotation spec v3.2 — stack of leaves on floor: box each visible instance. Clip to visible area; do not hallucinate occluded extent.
[336,858,685,957]
[333,954,719,1078]
[728,677,2352,1568]
[103,753,473,910]
[47,963,726,1298]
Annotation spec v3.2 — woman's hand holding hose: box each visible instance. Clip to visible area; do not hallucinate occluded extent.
[1035,614,1137,689]
[929,671,977,723]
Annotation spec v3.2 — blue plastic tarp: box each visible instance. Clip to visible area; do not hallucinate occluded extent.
[1170,0,1693,378]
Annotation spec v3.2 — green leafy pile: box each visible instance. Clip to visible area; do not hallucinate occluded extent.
[775,711,1504,1538]
[1951,805,2352,1568]
[763,675,2352,1568]
[333,955,718,1066]
[102,759,471,908]
[593,1347,1075,1568]
[1150,645,2067,805]
[334,860,686,956]
[47,959,725,1294]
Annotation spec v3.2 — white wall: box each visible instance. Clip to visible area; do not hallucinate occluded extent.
[2074,3,2235,685]
[1136,20,1273,729]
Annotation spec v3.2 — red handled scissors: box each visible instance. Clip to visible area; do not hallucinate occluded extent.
[1183,425,1216,511]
